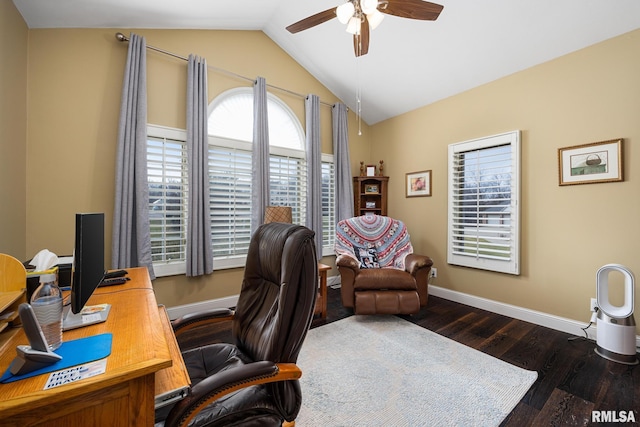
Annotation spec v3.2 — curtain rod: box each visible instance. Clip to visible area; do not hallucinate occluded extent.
[115,32,334,107]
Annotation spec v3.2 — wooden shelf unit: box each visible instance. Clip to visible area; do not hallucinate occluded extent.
[353,176,389,217]
[0,290,25,355]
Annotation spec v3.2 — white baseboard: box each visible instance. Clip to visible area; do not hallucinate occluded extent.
[428,285,640,349]
[328,275,341,288]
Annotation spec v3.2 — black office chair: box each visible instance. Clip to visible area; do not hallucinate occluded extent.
[159,223,318,427]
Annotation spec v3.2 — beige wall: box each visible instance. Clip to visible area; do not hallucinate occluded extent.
[23,28,370,307]
[371,29,640,331]
[9,6,638,330]
[0,0,28,259]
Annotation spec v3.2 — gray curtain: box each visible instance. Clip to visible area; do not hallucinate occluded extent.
[186,55,213,276]
[305,94,322,259]
[112,33,155,279]
[251,77,270,234]
[332,103,354,221]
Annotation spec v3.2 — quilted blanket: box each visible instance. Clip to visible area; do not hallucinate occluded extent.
[335,215,413,270]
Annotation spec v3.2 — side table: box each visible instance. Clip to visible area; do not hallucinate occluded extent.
[315,263,331,319]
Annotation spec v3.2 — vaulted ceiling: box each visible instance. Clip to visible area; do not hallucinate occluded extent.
[13,0,640,124]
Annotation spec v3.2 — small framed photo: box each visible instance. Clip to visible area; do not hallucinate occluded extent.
[365,201,376,208]
[366,165,376,176]
[364,184,379,194]
[406,170,432,197]
[558,138,623,186]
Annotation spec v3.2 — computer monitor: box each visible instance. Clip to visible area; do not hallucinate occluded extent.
[70,213,105,314]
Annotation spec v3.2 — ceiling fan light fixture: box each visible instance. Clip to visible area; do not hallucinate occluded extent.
[367,9,384,30]
[346,16,361,35]
[336,2,355,24]
[360,0,378,15]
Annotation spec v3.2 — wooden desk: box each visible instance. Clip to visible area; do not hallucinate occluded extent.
[0,267,188,426]
[314,263,331,319]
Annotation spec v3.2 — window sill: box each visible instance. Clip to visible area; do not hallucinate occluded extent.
[153,247,335,278]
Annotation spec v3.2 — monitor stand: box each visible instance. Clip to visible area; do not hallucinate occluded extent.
[62,304,111,331]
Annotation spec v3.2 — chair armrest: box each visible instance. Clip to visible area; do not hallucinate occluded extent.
[164,361,302,427]
[171,308,234,338]
[404,254,434,276]
[336,253,360,271]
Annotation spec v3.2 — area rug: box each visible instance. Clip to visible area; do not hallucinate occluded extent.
[296,316,537,426]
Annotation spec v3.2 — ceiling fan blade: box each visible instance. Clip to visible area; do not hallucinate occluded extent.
[381,0,443,21]
[353,16,370,57]
[286,8,337,34]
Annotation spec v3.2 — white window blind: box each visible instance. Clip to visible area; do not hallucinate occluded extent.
[269,149,308,225]
[208,144,252,262]
[448,131,520,275]
[147,127,188,276]
[321,158,336,251]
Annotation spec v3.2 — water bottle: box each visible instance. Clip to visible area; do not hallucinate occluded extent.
[30,273,63,350]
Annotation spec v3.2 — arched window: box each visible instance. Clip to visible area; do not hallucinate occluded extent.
[207,88,309,267]
[147,88,335,275]
[208,87,304,150]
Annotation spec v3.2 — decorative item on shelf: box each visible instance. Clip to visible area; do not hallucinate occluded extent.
[406,170,432,197]
[364,184,379,194]
[558,138,623,186]
[365,201,376,208]
[378,160,384,176]
[366,164,376,177]
[360,161,365,176]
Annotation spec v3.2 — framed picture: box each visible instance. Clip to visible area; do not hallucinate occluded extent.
[406,170,432,197]
[365,201,376,208]
[364,184,379,194]
[558,138,623,186]
[366,165,376,176]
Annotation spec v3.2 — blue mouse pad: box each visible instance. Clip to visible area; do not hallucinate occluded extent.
[0,333,112,383]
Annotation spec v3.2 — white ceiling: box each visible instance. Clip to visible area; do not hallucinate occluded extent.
[13,0,640,124]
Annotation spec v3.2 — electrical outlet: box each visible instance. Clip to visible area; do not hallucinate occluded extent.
[430,267,437,278]
[590,298,597,312]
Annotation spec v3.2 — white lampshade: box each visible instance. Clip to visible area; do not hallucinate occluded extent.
[336,2,355,24]
[360,0,378,15]
[346,16,361,35]
[367,9,385,30]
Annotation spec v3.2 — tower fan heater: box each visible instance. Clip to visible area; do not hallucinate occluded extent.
[595,264,638,365]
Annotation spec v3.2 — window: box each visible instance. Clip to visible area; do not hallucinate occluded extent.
[209,88,335,260]
[147,126,188,277]
[208,142,252,264]
[447,131,520,275]
[147,88,336,275]
[321,159,336,249]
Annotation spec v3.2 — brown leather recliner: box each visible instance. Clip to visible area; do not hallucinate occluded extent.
[335,215,433,315]
[160,223,318,427]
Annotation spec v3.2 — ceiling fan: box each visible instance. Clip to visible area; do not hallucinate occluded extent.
[286,0,444,57]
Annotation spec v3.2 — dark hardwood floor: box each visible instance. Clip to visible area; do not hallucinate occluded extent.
[178,286,640,426]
